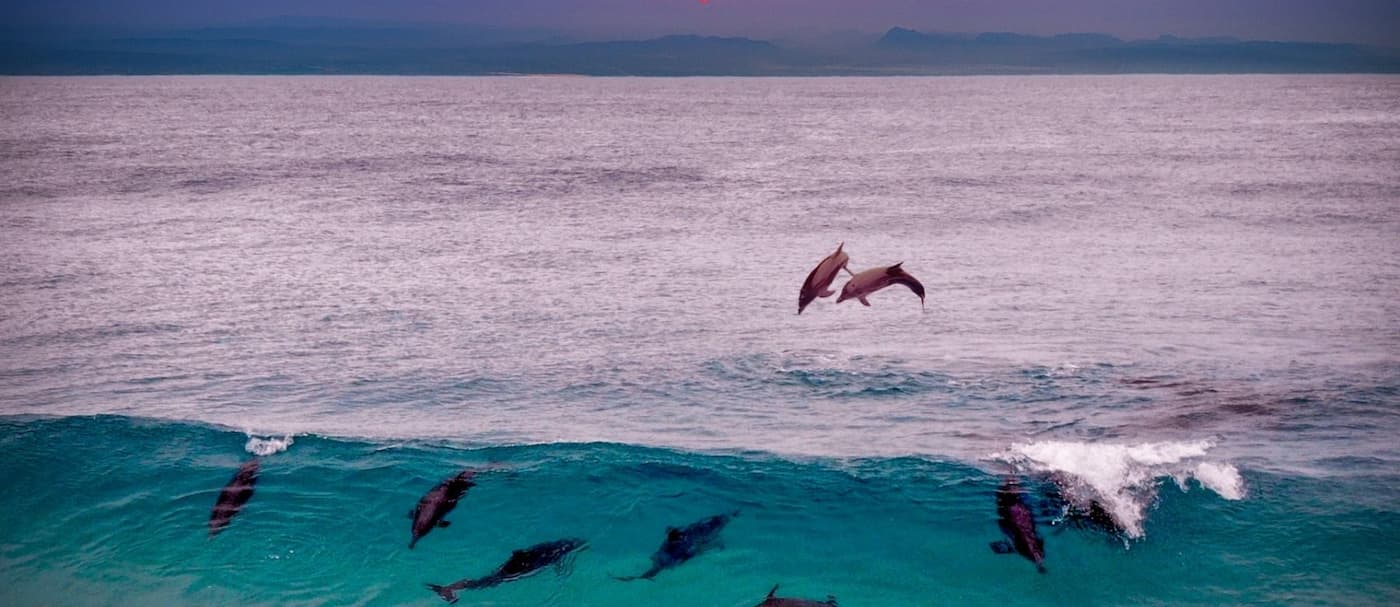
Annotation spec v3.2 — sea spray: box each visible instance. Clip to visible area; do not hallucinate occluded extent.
[244,434,294,456]
[996,439,1244,538]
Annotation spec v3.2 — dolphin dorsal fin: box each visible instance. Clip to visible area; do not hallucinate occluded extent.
[768,584,779,598]
[887,262,904,273]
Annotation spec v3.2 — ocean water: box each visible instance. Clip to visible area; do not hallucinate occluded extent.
[1,75,1398,605]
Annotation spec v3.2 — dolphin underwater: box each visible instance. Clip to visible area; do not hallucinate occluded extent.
[426,538,587,603]
[798,242,853,314]
[613,511,737,581]
[755,584,839,606]
[835,262,925,309]
[208,458,259,537]
[409,469,477,549]
[990,477,1046,573]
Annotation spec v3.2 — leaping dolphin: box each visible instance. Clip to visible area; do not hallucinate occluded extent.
[613,511,737,581]
[836,262,925,309]
[990,476,1046,573]
[755,584,839,606]
[208,458,259,537]
[409,469,477,549]
[798,243,853,314]
[426,538,587,603]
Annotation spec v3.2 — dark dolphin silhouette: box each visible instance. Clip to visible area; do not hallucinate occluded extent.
[755,584,839,606]
[836,262,925,309]
[990,476,1046,573]
[613,511,737,581]
[208,458,259,537]
[798,242,853,314]
[1043,471,1126,537]
[409,469,477,549]
[426,537,586,603]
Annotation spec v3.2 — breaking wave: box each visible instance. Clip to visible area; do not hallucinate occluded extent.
[995,439,1245,538]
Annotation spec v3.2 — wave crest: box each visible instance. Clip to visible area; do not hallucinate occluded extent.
[245,434,295,456]
[996,439,1244,538]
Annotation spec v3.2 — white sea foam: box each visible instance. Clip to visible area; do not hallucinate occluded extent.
[245,434,295,456]
[1192,461,1246,500]
[996,439,1244,538]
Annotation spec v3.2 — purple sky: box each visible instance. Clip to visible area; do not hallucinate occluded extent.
[7,0,1399,46]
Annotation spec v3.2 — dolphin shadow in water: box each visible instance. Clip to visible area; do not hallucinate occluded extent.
[208,458,259,537]
[426,538,587,603]
[755,584,839,606]
[989,476,1046,573]
[409,469,477,549]
[613,511,738,581]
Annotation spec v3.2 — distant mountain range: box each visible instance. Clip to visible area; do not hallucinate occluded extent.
[2,21,1396,75]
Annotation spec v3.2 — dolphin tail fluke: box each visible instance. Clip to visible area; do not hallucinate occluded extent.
[409,537,418,549]
[1036,562,1047,574]
[426,584,458,604]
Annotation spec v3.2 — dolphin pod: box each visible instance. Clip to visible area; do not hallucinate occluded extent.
[409,469,477,549]
[799,243,926,313]
[426,537,587,603]
[613,511,738,581]
[208,458,259,537]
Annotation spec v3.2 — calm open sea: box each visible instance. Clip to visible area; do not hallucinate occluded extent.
[1,75,1398,605]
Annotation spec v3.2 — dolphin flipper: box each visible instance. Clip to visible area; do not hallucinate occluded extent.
[610,574,651,582]
[858,296,871,307]
[990,540,1014,554]
[437,520,452,528]
[426,583,458,604]
[818,288,835,297]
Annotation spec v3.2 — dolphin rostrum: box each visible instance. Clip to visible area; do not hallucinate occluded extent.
[409,469,477,549]
[426,537,587,603]
[613,511,737,581]
[835,262,925,309]
[208,458,259,537]
[755,584,839,606]
[798,242,853,314]
[990,476,1046,573]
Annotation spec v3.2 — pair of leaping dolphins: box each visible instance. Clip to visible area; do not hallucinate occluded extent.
[798,243,926,314]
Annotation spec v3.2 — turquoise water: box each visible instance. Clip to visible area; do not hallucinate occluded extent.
[1,416,1396,606]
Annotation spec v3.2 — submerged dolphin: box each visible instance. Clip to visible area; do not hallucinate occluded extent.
[409,469,477,549]
[990,477,1046,573]
[426,538,586,603]
[613,511,737,581]
[1043,471,1126,537]
[208,458,259,537]
[798,242,853,314]
[835,262,925,309]
[755,584,839,606]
